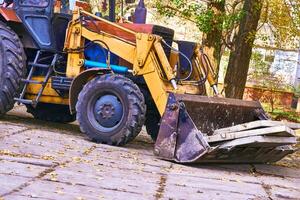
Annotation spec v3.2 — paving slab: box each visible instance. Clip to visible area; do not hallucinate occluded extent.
[0,106,299,200]
[0,159,49,178]
[0,122,28,138]
[0,174,31,196]
[6,180,147,200]
[0,129,95,162]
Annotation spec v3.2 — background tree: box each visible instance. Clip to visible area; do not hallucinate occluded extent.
[262,0,300,48]
[154,0,243,82]
[155,0,300,99]
[293,85,300,113]
[224,0,263,98]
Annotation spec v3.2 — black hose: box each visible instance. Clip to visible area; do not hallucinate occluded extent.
[161,39,193,81]
[161,39,211,86]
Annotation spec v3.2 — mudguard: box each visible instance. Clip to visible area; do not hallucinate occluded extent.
[0,7,21,23]
[69,68,112,114]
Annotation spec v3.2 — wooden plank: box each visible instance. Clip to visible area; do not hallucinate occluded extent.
[214,120,300,135]
[206,126,295,143]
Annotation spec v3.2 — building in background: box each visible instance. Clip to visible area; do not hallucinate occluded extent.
[295,47,300,87]
[243,47,299,108]
[69,0,76,10]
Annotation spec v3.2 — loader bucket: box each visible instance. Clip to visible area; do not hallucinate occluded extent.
[154,93,298,163]
[176,94,269,135]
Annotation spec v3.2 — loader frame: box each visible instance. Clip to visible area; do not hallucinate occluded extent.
[24,8,208,116]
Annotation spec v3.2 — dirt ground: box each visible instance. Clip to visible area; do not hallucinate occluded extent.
[0,105,299,200]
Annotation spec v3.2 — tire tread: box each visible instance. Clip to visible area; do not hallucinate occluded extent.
[77,74,146,146]
[0,22,26,115]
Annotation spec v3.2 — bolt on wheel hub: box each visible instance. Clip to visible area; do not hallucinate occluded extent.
[94,94,123,128]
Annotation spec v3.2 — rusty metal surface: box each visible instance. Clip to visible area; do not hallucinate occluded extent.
[155,93,210,163]
[154,94,179,160]
[175,104,210,162]
[175,94,269,135]
[198,145,296,164]
[0,7,21,22]
[155,93,297,164]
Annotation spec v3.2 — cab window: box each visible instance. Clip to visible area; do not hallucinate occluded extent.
[20,0,49,7]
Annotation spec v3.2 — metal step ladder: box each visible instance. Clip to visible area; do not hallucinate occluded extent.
[14,51,58,107]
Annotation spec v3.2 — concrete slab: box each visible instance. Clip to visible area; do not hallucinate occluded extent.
[0,129,95,162]
[0,123,28,138]
[0,106,299,200]
[7,180,147,200]
[0,174,31,196]
[0,159,49,178]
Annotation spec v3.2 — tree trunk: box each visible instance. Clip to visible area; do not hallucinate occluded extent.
[202,2,225,83]
[296,98,300,113]
[224,0,263,99]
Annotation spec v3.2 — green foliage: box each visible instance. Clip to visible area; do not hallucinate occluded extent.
[264,105,300,123]
[222,9,244,30]
[154,0,243,34]
[259,0,300,48]
[154,0,300,49]
[248,52,270,83]
[292,85,300,98]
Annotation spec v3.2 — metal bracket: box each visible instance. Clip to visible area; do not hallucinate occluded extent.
[133,33,155,75]
[154,93,210,163]
[136,33,154,67]
[154,93,179,160]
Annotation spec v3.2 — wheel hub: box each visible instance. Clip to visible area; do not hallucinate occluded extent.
[94,94,123,129]
[98,103,115,119]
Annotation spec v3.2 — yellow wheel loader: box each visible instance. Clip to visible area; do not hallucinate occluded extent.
[0,0,298,163]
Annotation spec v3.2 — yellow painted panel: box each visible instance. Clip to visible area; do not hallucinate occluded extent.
[25,94,69,105]
[25,76,69,105]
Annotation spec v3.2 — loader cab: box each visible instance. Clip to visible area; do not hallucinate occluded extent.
[12,0,71,51]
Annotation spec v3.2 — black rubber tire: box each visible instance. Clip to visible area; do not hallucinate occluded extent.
[0,22,26,115]
[76,74,146,146]
[145,109,161,141]
[140,87,161,141]
[26,103,76,123]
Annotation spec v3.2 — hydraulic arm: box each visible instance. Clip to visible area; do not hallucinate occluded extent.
[64,9,211,116]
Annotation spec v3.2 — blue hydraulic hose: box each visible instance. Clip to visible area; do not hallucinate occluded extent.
[84,60,129,74]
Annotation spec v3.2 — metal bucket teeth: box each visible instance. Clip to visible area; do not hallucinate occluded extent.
[154,93,298,164]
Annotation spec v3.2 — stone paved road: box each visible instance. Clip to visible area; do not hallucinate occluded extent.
[0,106,299,200]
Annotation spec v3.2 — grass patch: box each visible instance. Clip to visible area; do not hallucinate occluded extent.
[262,103,300,123]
